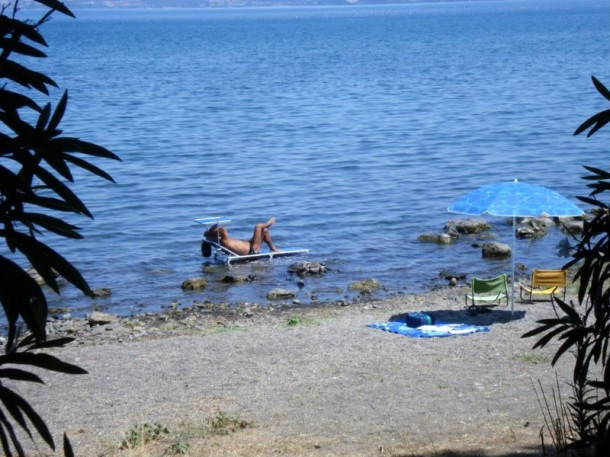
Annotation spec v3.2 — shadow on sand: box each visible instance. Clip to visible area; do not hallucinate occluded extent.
[389,308,526,327]
[393,445,543,457]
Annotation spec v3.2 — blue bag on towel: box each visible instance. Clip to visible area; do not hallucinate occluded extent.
[406,312,435,328]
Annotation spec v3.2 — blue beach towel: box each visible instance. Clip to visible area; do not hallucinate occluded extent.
[368,321,489,338]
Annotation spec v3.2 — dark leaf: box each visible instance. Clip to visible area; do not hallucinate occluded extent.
[0,369,44,384]
[554,297,582,323]
[0,409,24,456]
[522,322,558,339]
[39,151,73,182]
[33,0,75,17]
[35,104,51,131]
[48,91,67,132]
[0,256,47,344]
[0,386,55,449]
[0,60,57,94]
[22,194,81,214]
[49,137,121,161]
[532,325,570,350]
[552,334,584,366]
[0,15,48,46]
[0,112,37,138]
[0,387,32,441]
[62,153,115,182]
[0,38,46,58]
[0,89,42,113]
[1,352,87,375]
[30,165,92,218]
[592,75,610,102]
[22,337,75,350]
[63,433,74,457]
[583,165,610,178]
[0,422,12,457]
[19,212,82,239]
[9,232,93,297]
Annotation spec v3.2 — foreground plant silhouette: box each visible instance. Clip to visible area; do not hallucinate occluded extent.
[524,76,610,456]
[0,0,119,454]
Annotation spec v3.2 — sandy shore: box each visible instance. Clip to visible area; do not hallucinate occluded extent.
[10,286,574,456]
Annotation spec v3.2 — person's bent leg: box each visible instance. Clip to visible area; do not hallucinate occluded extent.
[250,218,278,253]
[263,228,280,252]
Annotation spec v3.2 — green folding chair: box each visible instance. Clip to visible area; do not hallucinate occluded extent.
[465,274,509,313]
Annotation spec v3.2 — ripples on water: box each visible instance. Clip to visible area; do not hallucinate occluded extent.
[14,0,610,316]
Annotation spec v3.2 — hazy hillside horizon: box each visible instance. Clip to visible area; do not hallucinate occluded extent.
[22,0,490,9]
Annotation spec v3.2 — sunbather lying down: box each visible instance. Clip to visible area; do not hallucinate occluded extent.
[203,217,281,257]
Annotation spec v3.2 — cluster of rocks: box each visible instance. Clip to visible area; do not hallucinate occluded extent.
[42,284,390,346]
[419,216,584,261]
[181,260,330,301]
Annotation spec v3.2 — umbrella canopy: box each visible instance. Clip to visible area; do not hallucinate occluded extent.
[448,180,584,218]
[448,179,584,313]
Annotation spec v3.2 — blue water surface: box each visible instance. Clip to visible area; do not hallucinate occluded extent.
[13,0,610,317]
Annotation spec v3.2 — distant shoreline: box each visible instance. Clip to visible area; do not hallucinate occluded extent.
[21,0,499,11]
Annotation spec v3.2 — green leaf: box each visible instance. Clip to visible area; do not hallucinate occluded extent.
[1,353,87,375]
[48,91,68,132]
[0,369,44,384]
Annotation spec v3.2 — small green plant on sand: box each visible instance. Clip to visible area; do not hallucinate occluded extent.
[515,352,550,365]
[120,422,170,450]
[287,314,315,326]
[207,411,251,436]
[164,440,189,455]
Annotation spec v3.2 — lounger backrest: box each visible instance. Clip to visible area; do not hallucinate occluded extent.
[472,274,508,295]
[531,269,567,288]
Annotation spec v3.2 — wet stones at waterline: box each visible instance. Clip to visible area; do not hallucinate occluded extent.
[348,278,384,295]
[476,242,512,259]
[288,260,328,277]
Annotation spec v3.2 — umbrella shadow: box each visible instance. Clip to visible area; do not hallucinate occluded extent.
[390,308,526,327]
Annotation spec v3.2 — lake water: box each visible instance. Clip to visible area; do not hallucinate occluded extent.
[14,0,610,317]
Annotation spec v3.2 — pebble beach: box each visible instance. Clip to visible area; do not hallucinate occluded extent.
[9,286,575,456]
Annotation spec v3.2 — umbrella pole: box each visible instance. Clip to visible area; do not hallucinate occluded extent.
[511,215,515,315]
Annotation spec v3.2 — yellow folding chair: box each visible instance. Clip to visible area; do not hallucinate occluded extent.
[520,269,567,302]
[465,274,509,312]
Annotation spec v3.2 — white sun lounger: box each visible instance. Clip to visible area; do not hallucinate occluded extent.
[195,216,310,264]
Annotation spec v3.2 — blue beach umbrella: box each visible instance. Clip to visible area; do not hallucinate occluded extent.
[448,179,584,313]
